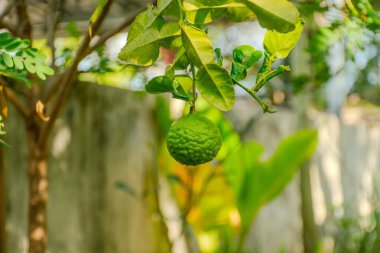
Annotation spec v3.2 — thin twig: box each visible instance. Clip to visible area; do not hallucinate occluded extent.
[85,8,142,54]
[47,0,57,68]
[0,20,17,35]
[38,0,115,146]
[0,77,29,119]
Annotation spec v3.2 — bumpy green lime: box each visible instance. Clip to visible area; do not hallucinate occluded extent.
[167,113,222,166]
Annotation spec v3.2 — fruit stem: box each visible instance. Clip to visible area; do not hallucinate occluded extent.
[190,63,197,113]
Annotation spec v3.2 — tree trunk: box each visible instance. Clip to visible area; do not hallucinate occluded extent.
[0,147,6,253]
[26,123,48,253]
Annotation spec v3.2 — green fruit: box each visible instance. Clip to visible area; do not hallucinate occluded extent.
[167,113,222,166]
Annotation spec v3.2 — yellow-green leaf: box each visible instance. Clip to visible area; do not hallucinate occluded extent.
[180,23,214,68]
[196,63,235,111]
[119,22,180,66]
[264,20,304,59]
[241,0,299,33]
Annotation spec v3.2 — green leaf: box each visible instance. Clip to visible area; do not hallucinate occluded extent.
[165,64,175,80]
[4,38,22,51]
[119,22,180,66]
[89,0,108,37]
[2,53,13,68]
[35,66,47,80]
[264,20,304,59]
[38,65,54,76]
[214,48,223,66]
[173,47,190,70]
[13,57,24,69]
[231,45,262,81]
[196,63,235,111]
[145,76,174,93]
[0,33,10,41]
[127,8,165,42]
[224,129,318,229]
[226,5,255,22]
[180,23,214,68]
[66,20,81,38]
[157,0,179,18]
[0,38,16,48]
[184,0,249,24]
[172,74,193,100]
[24,61,36,73]
[241,0,299,33]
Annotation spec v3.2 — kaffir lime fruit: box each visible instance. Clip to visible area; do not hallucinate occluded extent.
[166,113,222,166]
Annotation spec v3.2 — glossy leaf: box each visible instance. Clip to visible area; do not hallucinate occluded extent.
[196,63,235,111]
[145,76,174,93]
[184,0,248,24]
[119,22,180,66]
[264,20,304,59]
[226,5,255,22]
[127,8,165,42]
[231,45,262,81]
[241,0,299,33]
[172,74,193,101]
[180,23,214,68]
[173,47,190,70]
[2,53,13,68]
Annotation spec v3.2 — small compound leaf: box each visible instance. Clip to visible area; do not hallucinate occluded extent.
[180,23,214,68]
[264,19,304,59]
[2,53,13,68]
[241,0,299,33]
[196,63,235,111]
[0,33,10,41]
[4,38,22,51]
[13,57,24,69]
[38,65,54,76]
[145,76,174,93]
[35,66,46,80]
[24,61,36,73]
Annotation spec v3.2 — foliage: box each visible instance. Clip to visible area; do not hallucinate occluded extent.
[307,0,379,104]
[118,0,303,113]
[158,101,318,252]
[333,210,380,253]
[0,33,54,86]
[224,129,318,251]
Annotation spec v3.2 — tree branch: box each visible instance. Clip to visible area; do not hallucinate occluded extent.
[47,0,58,68]
[38,0,115,146]
[0,0,16,20]
[0,20,17,35]
[16,0,32,39]
[0,77,29,119]
[85,6,145,54]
